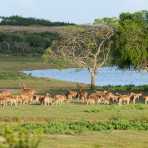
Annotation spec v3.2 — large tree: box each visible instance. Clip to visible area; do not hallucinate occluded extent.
[44,26,114,88]
[112,11,148,68]
[94,17,119,28]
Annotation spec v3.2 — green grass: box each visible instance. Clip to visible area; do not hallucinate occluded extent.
[0,54,147,93]
[0,104,148,122]
[1,55,148,147]
[1,104,148,148]
[0,55,83,93]
[39,131,148,148]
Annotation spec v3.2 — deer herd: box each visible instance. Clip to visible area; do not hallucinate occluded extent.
[0,86,148,107]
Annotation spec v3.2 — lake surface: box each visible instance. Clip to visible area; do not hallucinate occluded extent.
[23,67,148,86]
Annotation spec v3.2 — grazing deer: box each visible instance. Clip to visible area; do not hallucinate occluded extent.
[20,83,36,96]
[39,93,53,106]
[130,92,142,104]
[66,90,78,100]
[0,90,12,97]
[78,91,88,103]
[53,95,66,105]
[118,95,131,105]
[144,96,148,104]
[7,95,18,107]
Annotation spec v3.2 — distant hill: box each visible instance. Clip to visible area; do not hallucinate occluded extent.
[0,25,108,57]
[0,16,76,56]
[0,16,75,26]
[0,25,66,33]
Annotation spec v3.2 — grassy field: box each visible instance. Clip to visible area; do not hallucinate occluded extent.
[0,54,147,93]
[0,55,148,147]
[0,104,148,122]
[0,104,148,148]
[40,131,148,148]
[0,25,65,33]
[0,55,83,93]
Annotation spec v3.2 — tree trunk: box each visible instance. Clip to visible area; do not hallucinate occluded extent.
[90,71,96,89]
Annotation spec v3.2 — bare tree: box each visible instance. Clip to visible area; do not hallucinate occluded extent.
[44,26,114,88]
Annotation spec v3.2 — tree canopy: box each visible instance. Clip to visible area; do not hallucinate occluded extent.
[43,26,114,88]
[94,10,148,68]
[0,16,75,26]
[112,11,148,68]
[0,32,58,56]
[94,17,119,28]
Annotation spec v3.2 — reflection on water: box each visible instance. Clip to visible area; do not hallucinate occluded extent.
[23,67,148,86]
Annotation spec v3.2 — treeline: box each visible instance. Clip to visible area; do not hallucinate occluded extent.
[94,10,148,68]
[0,11,147,69]
[0,32,58,56]
[0,16,75,26]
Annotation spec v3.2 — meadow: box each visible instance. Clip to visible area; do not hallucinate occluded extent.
[1,104,148,148]
[0,55,81,94]
[0,55,148,148]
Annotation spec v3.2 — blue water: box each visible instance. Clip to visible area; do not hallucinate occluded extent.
[23,67,148,86]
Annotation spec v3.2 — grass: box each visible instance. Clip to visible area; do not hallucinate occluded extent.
[39,131,148,148]
[0,54,148,93]
[0,25,65,33]
[0,104,148,122]
[0,55,83,93]
[0,104,148,147]
[0,54,148,147]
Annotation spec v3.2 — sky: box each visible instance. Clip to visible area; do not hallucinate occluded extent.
[1,0,148,24]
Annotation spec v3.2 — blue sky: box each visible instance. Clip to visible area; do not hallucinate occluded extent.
[1,0,148,24]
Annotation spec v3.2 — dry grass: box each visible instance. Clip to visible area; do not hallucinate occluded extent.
[40,131,148,148]
[0,25,65,33]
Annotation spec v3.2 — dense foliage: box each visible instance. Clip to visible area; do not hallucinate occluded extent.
[94,17,119,28]
[0,16,74,26]
[0,128,40,148]
[43,26,114,88]
[1,119,148,136]
[113,11,148,68]
[0,32,58,55]
[94,10,148,68]
[0,11,147,68]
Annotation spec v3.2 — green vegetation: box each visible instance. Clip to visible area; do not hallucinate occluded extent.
[0,55,147,93]
[0,32,58,56]
[40,131,148,148]
[0,10,148,148]
[3,119,148,134]
[0,16,75,26]
[0,11,147,69]
[94,10,148,68]
[1,130,148,148]
[0,55,81,93]
[0,128,40,148]
[96,85,148,91]
[1,104,148,147]
[1,104,148,122]
[112,11,148,68]
[94,17,119,27]
[43,25,114,88]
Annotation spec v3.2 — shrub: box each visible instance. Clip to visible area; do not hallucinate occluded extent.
[0,128,41,148]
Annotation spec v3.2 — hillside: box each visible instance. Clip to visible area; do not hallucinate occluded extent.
[0,25,65,33]
[0,25,65,56]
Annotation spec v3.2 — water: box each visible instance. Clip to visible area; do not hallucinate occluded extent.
[23,67,148,86]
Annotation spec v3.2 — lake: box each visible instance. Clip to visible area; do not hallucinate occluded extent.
[23,67,148,86]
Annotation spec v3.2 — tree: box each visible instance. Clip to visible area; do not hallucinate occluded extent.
[94,17,119,28]
[112,11,148,68]
[0,32,58,56]
[44,26,114,88]
[0,15,75,26]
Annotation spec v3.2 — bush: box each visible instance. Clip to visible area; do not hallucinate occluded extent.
[2,119,148,135]
[0,32,58,56]
[0,128,41,148]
